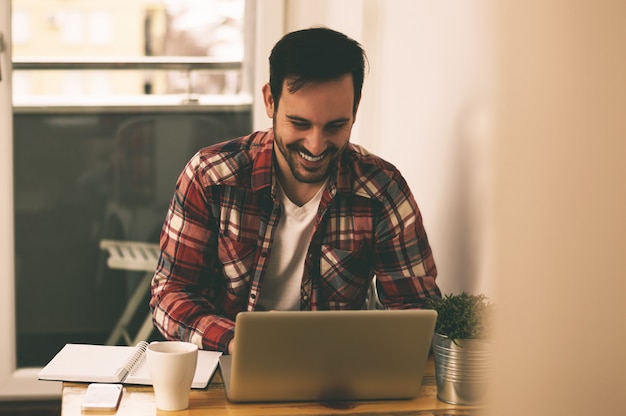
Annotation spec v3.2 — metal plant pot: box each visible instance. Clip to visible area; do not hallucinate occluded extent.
[431,333,492,405]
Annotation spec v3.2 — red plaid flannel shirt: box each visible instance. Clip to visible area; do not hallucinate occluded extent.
[150,129,440,352]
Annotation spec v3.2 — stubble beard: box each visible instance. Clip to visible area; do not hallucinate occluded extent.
[273,129,342,184]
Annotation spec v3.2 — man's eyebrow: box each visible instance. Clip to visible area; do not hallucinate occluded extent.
[285,115,351,124]
[286,115,310,123]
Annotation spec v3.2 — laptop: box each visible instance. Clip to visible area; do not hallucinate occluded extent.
[219,309,437,402]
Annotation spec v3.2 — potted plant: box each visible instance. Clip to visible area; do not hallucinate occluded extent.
[426,292,494,406]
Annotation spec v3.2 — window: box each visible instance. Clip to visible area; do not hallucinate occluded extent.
[10,0,251,370]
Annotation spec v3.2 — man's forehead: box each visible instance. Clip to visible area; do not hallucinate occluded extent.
[274,75,356,122]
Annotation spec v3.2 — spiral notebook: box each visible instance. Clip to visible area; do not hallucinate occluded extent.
[38,341,222,388]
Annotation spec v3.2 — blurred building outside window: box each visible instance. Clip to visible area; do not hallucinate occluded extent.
[12,0,247,103]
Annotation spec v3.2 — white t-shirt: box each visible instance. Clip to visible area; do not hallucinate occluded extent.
[256,181,326,311]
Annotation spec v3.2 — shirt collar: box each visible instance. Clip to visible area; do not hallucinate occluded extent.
[335,148,354,194]
[250,129,275,193]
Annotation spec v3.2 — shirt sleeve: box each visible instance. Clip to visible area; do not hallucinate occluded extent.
[150,156,235,353]
[373,172,441,309]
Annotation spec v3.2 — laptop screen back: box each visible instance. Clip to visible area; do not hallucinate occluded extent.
[220,309,437,402]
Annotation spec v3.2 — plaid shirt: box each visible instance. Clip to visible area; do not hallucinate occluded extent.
[150,129,440,352]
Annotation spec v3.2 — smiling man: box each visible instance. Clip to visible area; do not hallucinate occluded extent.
[150,27,441,354]
[268,73,353,203]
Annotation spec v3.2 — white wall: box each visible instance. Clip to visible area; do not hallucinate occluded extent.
[489,2,626,414]
[271,0,495,297]
[371,1,494,297]
[250,0,285,131]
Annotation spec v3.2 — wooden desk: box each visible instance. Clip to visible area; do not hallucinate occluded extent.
[61,356,482,415]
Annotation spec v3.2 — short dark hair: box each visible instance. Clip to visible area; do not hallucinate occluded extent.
[269,27,367,112]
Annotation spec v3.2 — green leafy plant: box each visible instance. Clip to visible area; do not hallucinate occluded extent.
[426,292,494,343]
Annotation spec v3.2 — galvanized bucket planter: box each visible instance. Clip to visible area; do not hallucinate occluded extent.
[432,333,492,405]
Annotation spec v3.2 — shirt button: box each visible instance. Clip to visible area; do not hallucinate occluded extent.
[261,252,267,258]
[302,295,309,301]
[250,293,256,299]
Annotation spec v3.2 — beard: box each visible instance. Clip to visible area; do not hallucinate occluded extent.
[273,129,344,184]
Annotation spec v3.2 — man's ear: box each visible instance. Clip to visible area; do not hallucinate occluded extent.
[262,83,275,118]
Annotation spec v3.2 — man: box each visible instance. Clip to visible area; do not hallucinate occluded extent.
[150,27,440,354]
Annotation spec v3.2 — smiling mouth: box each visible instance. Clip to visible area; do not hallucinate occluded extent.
[299,151,326,162]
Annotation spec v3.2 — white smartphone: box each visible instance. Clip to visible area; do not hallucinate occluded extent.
[81,383,123,412]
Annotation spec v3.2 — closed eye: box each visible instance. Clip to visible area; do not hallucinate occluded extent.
[285,116,311,130]
[285,115,350,132]
[325,122,347,132]
[292,121,311,130]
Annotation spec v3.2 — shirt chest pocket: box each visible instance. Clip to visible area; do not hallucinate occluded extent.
[217,235,257,295]
[318,242,372,304]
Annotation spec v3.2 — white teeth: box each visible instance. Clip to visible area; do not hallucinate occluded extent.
[299,152,325,162]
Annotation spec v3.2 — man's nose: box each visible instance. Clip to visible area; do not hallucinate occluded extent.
[303,128,326,156]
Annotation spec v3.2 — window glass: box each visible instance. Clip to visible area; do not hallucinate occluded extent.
[11,0,250,367]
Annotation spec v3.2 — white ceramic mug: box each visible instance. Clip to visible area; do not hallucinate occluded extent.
[146,341,198,411]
